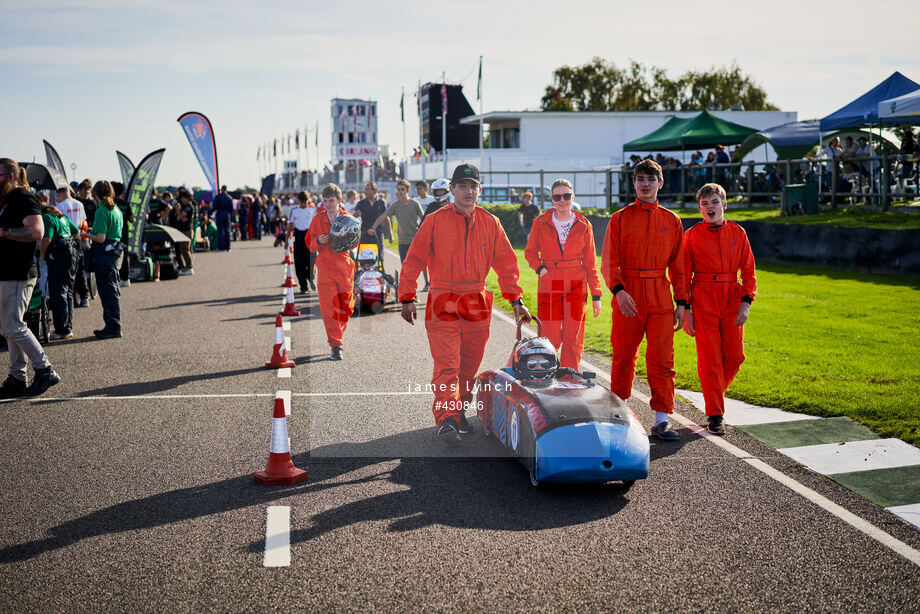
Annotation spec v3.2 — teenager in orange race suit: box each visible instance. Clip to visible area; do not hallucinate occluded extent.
[399,164,531,445]
[524,178,602,370]
[601,158,688,441]
[308,183,357,361]
[682,182,756,435]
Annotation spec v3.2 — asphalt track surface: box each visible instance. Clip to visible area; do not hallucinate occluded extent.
[1,237,919,613]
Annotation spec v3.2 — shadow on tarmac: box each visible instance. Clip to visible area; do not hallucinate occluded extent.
[0,428,641,563]
[139,293,283,311]
[27,366,267,398]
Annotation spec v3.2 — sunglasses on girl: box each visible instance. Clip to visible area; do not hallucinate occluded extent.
[551,192,573,202]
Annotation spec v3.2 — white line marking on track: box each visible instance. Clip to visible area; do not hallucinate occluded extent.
[491,304,920,568]
[277,368,292,378]
[276,390,292,416]
[282,321,291,332]
[284,336,292,352]
[263,506,291,567]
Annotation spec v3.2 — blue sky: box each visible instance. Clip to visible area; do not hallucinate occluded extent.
[3,0,918,188]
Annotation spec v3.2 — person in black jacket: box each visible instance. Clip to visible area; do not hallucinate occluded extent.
[0,158,61,398]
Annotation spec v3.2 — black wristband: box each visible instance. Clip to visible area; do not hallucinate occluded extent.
[536,265,547,276]
[401,299,415,305]
[510,299,523,307]
[591,295,601,301]
[676,299,688,307]
[741,296,753,304]
[611,283,625,296]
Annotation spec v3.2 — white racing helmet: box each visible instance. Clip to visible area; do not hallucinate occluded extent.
[330,214,361,252]
[431,178,451,200]
[357,247,378,266]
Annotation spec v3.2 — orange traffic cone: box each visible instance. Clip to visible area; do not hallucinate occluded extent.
[279,285,301,316]
[254,397,307,484]
[283,237,294,265]
[281,262,295,288]
[265,314,295,368]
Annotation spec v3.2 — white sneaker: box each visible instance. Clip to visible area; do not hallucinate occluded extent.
[179,268,195,276]
[119,279,131,287]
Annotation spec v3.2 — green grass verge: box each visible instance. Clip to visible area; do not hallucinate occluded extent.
[669,207,920,230]
[479,204,920,230]
[484,253,920,446]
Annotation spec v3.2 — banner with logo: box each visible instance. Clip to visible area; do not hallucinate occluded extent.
[116,151,135,187]
[125,148,166,257]
[176,111,219,195]
[43,140,66,175]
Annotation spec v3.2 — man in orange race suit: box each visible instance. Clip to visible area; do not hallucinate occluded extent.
[399,163,531,445]
[601,158,688,441]
[682,182,756,435]
[308,183,356,361]
[524,178,603,370]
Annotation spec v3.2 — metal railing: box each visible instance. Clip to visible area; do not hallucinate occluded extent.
[474,154,918,211]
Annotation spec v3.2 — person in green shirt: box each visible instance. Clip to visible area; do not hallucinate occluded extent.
[199,214,218,251]
[80,180,124,339]
[40,204,81,339]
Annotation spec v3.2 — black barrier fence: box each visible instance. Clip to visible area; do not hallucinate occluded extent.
[562,215,919,275]
[474,154,918,212]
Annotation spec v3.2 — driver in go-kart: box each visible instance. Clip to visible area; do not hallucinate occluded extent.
[509,336,559,382]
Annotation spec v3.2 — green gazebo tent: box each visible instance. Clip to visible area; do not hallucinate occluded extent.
[623,110,758,152]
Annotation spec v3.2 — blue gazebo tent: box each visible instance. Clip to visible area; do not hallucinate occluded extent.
[819,72,920,131]
[734,120,821,160]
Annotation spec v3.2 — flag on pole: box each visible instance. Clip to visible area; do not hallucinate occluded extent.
[315,120,319,146]
[477,56,482,101]
[256,146,260,161]
[295,129,299,150]
[400,91,405,123]
[273,139,277,157]
[441,82,447,116]
[176,111,219,195]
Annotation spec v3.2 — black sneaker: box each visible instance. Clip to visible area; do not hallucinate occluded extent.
[24,367,60,397]
[650,421,679,441]
[458,413,476,435]
[0,375,27,399]
[309,279,316,291]
[707,414,726,436]
[76,298,89,308]
[330,346,343,361]
[93,329,122,339]
[437,418,461,444]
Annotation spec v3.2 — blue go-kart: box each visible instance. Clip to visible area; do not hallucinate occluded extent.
[475,317,650,488]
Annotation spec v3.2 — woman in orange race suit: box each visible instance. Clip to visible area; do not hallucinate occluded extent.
[524,179,602,370]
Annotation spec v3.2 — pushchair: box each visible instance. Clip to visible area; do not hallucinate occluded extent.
[24,254,51,344]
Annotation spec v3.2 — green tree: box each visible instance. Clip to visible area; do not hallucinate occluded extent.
[541,58,779,111]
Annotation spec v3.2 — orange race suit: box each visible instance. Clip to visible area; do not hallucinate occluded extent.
[524,209,603,369]
[684,220,757,416]
[308,205,356,348]
[399,204,523,427]
[601,199,687,413]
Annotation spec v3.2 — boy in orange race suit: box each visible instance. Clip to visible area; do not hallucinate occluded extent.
[524,178,603,370]
[601,159,688,441]
[308,183,356,361]
[399,164,531,445]
[682,182,756,435]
